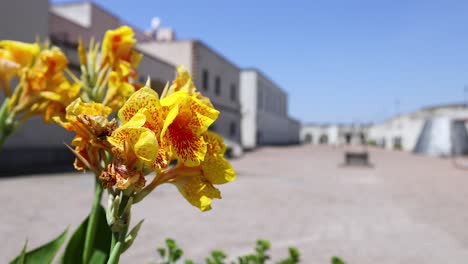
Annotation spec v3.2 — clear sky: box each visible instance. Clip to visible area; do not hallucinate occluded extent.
[52,0,468,124]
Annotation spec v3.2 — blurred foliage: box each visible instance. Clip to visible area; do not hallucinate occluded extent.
[154,239,301,264]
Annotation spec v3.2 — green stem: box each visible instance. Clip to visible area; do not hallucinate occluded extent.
[107,194,132,264]
[110,232,117,254]
[107,238,124,264]
[83,177,104,264]
[0,98,14,151]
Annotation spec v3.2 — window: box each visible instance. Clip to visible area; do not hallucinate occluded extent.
[229,122,236,137]
[215,76,221,96]
[202,69,209,91]
[230,83,236,102]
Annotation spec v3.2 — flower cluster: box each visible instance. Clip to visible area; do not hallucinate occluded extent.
[80,25,142,110]
[0,40,79,122]
[58,65,235,211]
[0,26,143,147]
[2,25,236,263]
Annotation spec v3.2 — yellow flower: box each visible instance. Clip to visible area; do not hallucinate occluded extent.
[0,41,39,95]
[160,90,219,166]
[168,131,235,211]
[163,65,196,96]
[162,65,214,107]
[9,46,79,122]
[25,47,68,91]
[0,40,39,68]
[102,71,135,110]
[119,86,163,132]
[101,25,141,77]
[54,99,114,171]
[36,81,80,122]
[118,86,172,170]
[108,109,159,168]
[200,132,236,184]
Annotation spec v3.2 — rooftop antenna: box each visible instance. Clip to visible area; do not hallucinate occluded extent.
[150,17,161,39]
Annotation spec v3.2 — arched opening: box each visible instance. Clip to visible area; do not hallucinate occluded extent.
[319,134,328,144]
[304,134,313,144]
[344,133,352,144]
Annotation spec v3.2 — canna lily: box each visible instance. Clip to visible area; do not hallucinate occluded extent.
[160,90,219,167]
[162,65,196,97]
[8,46,79,123]
[102,71,136,110]
[0,40,40,96]
[101,25,141,78]
[0,40,39,68]
[34,81,81,122]
[108,109,159,169]
[117,85,170,170]
[167,131,235,211]
[161,65,214,107]
[106,110,159,191]
[54,98,114,171]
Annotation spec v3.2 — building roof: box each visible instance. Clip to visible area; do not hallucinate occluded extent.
[242,67,287,95]
[51,1,151,41]
[139,39,241,71]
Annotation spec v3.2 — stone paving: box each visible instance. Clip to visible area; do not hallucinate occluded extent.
[2,145,468,263]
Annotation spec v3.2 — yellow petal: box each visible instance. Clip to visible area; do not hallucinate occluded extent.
[109,110,159,165]
[0,40,39,67]
[118,86,160,123]
[202,155,236,185]
[172,174,221,212]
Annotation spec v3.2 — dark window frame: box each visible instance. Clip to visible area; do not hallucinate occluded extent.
[215,76,221,96]
[202,69,209,91]
[230,83,237,102]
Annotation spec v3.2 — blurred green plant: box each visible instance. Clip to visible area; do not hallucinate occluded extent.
[154,239,301,264]
[331,256,346,264]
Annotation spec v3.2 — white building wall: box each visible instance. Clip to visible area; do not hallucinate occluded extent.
[255,70,291,145]
[288,118,301,144]
[301,125,332,145]
[368,104,468,152]
[240,71,257,149]
[51,2,92,28]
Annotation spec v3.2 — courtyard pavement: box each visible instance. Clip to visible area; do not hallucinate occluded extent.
[2,145,468,263]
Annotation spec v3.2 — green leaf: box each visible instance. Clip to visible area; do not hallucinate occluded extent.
[157,248,166,258]
[61,204,112,264]
[331,256,346,264]
[122,219,144,253]
[12,241,28,264]
[10,229,68,264]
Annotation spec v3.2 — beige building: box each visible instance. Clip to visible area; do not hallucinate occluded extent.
[240,69,299,149]
[50,2,175,87]
[137,40,243,150]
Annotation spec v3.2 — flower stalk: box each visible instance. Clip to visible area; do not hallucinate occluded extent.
[82,176,104,264]
[107,193,132,264]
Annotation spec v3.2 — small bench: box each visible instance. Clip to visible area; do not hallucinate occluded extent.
[344,151,371,167]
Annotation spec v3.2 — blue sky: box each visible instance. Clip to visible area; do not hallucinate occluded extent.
[52,0,468,124]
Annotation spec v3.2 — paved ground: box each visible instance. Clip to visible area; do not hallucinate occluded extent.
[2,145,468,263]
